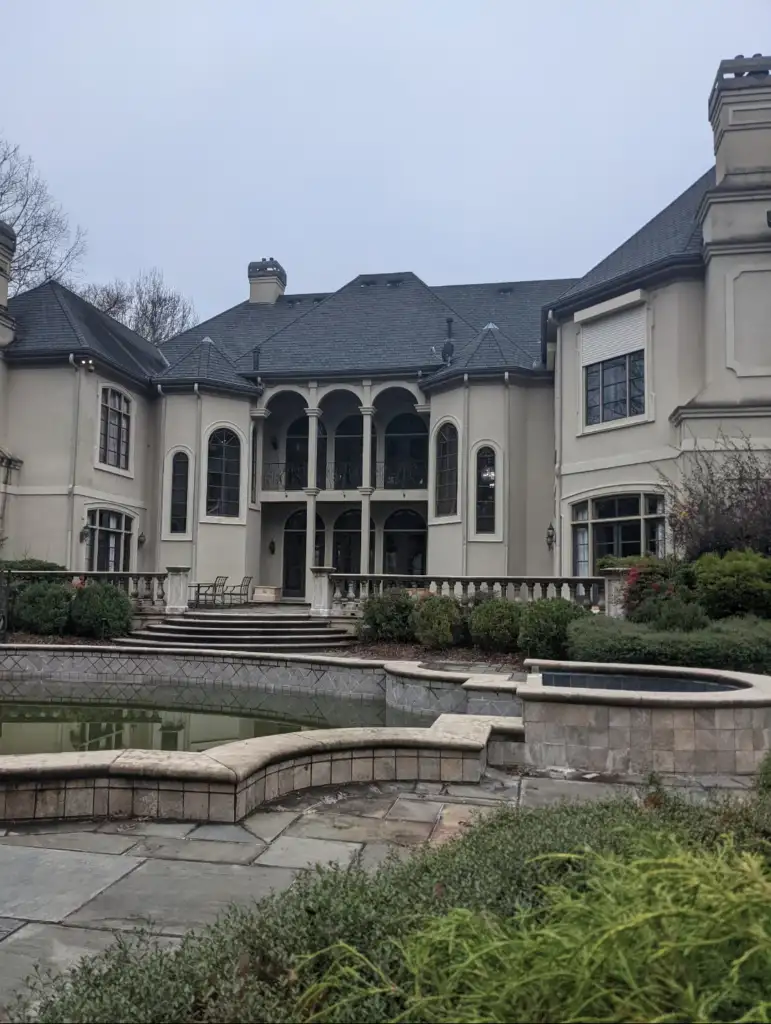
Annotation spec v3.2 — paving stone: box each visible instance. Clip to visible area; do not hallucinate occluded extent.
[99,821,196,839]
[0,923,120,1003]
[0,845,141,923]
[356,843,414,873]
[64,860,297,935]
[415,782,444,795]
[0,832,139,856]
[0,917,23,941]
[129,837,263,864]
[6,819,100,836]
[520,777,630,809]
[255,835,361,870]
[287,812,433,847]
[243,809,300,842]
[188,823,258,843]
[386,797,444,823]
[320,795,396,819]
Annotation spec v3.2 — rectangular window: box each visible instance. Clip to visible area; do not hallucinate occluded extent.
[99,388,131,470]
[571,491,665,574]
[86,509,133,572]
[585,350,645,426]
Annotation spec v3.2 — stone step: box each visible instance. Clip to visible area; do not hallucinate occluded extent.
[128,629,351,644]
[182,615,314,625]
[117,635,352,651]
[151,621,332,633]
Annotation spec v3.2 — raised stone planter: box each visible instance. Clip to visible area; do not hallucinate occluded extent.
[251,585,282,603]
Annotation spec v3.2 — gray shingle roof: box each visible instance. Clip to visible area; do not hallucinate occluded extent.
[157,336,259,394]
[552,168,714,315]
[7,280,168,381]
[423,322,543,387]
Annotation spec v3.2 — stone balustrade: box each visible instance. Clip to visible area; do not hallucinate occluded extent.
[5,567,191,618]
[311,568,606,617]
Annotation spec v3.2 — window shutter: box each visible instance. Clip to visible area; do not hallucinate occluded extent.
[580,304,646,366]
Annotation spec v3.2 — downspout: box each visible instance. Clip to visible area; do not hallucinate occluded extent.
[155,384,166,571]
[461,373,470,575]
[191,383,202,580]
[552,312,564,574]
[67,354,82,570]
[503,371,510,572]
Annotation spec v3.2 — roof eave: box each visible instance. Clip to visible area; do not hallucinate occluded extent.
[154,378,261,398]
[421,365,551,393]
[3,348,156,393]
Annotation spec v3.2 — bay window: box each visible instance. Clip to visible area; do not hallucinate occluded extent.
[572,492,665,575]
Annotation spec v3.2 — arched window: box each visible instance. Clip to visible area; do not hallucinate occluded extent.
[383,413,428,488]
[383,509,427,574]
[334,415,363,488]
[283,509,325,597]
[435,423,458,516]
[475,447,496,534]
[333,509,375,574]
[170,452,190,534]
[206,428,241,517]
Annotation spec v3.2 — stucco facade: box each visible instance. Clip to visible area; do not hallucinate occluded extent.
[0,54,769,599]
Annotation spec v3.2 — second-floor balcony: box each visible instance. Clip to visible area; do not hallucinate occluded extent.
[261,458,428,493]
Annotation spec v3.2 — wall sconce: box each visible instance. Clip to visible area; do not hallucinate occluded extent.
[268,539,276,554]
[138,532,146,547]
[545,523,556,551]
[78,526,89,543]
[270,435,278,450]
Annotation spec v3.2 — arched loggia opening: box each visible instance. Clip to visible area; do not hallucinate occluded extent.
[383,413,428,489]
[383,509,427,575]
[283,509,325,597]
[285,416,327,490]
[333,509,375,574]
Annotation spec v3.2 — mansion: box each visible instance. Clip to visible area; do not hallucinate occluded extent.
[0,54,769,601]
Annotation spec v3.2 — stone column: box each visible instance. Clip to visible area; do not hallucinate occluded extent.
[310,566,335,617]
[359,488,372,574]
[360,405,374,490]
[599,567,630,618]
[165,566,191,615]
[304,488,319,599]
[250,409,269,505]
[306,407,320,489]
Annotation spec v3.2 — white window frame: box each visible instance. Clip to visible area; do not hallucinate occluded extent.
[161,445,195,541]
[82,503,137,573]
[469,439,503,542]
[428,416,462,525]
[575,295,654,436]
[199,421,248,526]
[94,382,136,478]
[569,490,665,575]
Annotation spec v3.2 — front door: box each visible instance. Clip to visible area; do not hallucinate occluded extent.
[283,530,306,597]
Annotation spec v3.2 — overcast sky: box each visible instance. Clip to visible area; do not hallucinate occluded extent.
[4,0,769,320]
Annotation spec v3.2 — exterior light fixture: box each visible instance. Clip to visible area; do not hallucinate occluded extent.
[546,523,556,551]
[268,539,276,554]
[138,532,146,546]
[78,526,89,543]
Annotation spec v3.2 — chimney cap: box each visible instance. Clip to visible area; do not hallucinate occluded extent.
[0,220,16,252]
[248,258,287,286]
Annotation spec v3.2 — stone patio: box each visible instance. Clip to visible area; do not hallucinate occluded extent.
[0,772,751,1004]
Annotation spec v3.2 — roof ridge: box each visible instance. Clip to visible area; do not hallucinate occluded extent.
[49,281,91,352]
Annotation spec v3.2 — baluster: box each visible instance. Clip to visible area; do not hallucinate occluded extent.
[157,575,166,606]
[360,578,370,604]
[331,578,344,614]
[567,581,577,604]
[129,574,140,601]
[526,581,536,603]
[346,577,356,603]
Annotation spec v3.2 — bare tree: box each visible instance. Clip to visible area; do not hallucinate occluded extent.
[659,432,771,559]
[0,138,86,295]
[81,268,197,345]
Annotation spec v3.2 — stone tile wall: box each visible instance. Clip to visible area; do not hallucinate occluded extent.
[523,699,771,775]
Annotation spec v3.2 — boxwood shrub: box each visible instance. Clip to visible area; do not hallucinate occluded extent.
[12,581,71,635]
[411,594,463,649]
[567,614,771,673]
[518,598,588,660]
[359,589,415,642]
[468,599,522,652]
[70,582,133,639]
[694,550,771,620]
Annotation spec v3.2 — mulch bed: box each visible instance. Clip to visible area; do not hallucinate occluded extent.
[5,632,116,646]
[322,641,523,670]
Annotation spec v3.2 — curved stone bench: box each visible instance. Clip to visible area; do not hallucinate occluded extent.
[0,717,497,826]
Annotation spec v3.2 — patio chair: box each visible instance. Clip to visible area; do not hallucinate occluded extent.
[194,575,228,607]
[222,576,253,606]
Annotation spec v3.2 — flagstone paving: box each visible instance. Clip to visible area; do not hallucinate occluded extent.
[0,771,750,1005]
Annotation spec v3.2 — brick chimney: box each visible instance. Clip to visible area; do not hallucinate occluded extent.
[248,258,286,303]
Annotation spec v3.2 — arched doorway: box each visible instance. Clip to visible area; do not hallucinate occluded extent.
[333,415,363,489]
[383,414,428,489]
[383,509,427,575]
[283,509,325,597]
[285,416,327,490]
[333,509,375,574]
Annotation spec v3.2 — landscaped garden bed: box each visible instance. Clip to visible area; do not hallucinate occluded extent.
[11,779,771,1023]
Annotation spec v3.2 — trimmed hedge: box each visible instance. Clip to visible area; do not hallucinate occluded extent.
[567,614,771,673]
[411,594,462,649]
[14,791,771,1023]
[70,583,133,639]
[518,598,587,660]
[13,581,71,635]
[694,550,771,620]
[359,590,415,642]
[468,599,522,652]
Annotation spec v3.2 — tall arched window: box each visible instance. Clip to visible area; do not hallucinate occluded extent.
[170,452,190,534]
[206,428,241,517]
[435,423,458,516]
[475,446,496,534]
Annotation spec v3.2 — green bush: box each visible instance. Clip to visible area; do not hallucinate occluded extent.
[411,594,463,649]
[359,589,415,642]
[305,834,771,1024]
[567,613,771,673]
[0,558,67,571]
[69,582,132,639]
[633,594,710,632]
[518,598,587,660]
[468,599,522,652]
[619,556,697,619]
[12,581,71,635]
[694,550,771,619]
[15,793,771,1024]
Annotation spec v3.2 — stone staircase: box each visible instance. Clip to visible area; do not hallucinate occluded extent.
[119,610,354,653]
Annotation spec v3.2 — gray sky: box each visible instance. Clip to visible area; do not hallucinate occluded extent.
[4,0,770,320]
